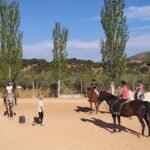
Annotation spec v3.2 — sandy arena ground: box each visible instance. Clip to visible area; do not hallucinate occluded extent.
[0,98,150,150]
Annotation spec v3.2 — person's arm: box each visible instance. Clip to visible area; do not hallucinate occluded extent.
[135,86,139,91]
[119,88,123,98]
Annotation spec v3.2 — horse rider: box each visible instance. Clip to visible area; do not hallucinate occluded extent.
[134,80,144,100]
[91,79,99,96]
[119,80,129,101]
[3,81,17,105]
[113,80,129,115]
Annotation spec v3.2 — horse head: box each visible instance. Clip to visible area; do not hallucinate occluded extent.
[86,87,92,98]
[98,90,106,102]
[86,87,100,102]
[98,91,117,102]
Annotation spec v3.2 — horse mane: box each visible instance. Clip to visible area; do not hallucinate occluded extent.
[103,91,119,101]
[87,87,92,91]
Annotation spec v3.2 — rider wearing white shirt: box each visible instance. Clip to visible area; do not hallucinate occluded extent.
[37,96,44,125]
[6,84,13,94]
[4,82,17,105]
[32,95,44,126]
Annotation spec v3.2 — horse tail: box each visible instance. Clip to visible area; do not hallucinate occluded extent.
[144,101,150,121]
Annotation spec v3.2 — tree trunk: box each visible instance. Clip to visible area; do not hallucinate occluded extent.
[57,80,60,97]
[9,65,11,80]
[111,81,115,95]
[81,79,83,97]
[32,81,35,98]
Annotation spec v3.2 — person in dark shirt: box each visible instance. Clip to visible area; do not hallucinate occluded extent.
[91,79,99,96]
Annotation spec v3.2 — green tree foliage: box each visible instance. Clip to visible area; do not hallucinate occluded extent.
[52,22,68,81]
[100,0,129,84]
[0,58,149,95]
[0,0,23,83]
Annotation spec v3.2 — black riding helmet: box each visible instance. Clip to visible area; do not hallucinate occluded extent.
[92,79,96,82]
[121,80,127,85]
[138,80,142,83]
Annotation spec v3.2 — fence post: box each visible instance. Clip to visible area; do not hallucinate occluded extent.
[81,79,83,97]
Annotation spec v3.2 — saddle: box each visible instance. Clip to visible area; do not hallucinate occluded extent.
[111,99,129,115]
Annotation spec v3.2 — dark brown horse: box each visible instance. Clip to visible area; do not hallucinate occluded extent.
[98,91,150,136]
[87,87,100,114]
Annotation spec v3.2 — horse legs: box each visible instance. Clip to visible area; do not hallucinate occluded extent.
[97,101,101,113]
[95,102,98,114]
[9,105,13,119]
[112,115,117,132]
[144,114,150,136]
[90,102,92,114]
[8,104,13,118]
[138,117,145,136]
[5,104,9,118]
[117,115,121,132]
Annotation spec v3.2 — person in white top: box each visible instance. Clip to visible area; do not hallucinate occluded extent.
[6,84,13,94]
[32,95,44,126]
[3,82,17,105]
[3,81,17,118]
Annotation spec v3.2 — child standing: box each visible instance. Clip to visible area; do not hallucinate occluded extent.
[32,95,44,126]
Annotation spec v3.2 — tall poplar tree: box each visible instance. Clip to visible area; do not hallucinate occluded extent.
[52,22,68,97]
[100,0,129,94]
[0,0,23,84]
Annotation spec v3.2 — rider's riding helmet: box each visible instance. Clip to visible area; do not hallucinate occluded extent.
[7,81,12,86]
[121,80,127,85]
[138,80,142,83]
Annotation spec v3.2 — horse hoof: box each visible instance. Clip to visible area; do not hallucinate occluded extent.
[112,130,116,133]
[118,129,121,132]
[141,134,145,137]
[4,111,7,116]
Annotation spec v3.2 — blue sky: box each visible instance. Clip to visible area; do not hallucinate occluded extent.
[18,0,150,62]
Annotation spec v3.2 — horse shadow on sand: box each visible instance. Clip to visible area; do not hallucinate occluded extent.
[74,106,110,114]
[81,117,141,137]
[74,106,94,113]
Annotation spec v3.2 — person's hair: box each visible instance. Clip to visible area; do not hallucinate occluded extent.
[92,79,96,82]
[121,80,127,85]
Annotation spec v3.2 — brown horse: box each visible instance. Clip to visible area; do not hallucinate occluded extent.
[87,87,100,114]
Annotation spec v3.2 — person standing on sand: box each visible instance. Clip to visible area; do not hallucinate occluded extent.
[32,95,44,126]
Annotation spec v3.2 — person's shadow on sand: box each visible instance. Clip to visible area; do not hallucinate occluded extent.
[81,117,141,137]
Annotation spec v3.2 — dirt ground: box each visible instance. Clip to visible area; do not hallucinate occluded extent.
[0,98,150,150]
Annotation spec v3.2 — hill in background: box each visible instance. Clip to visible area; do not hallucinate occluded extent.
[22,51,150,74]
[128,51,150,61]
